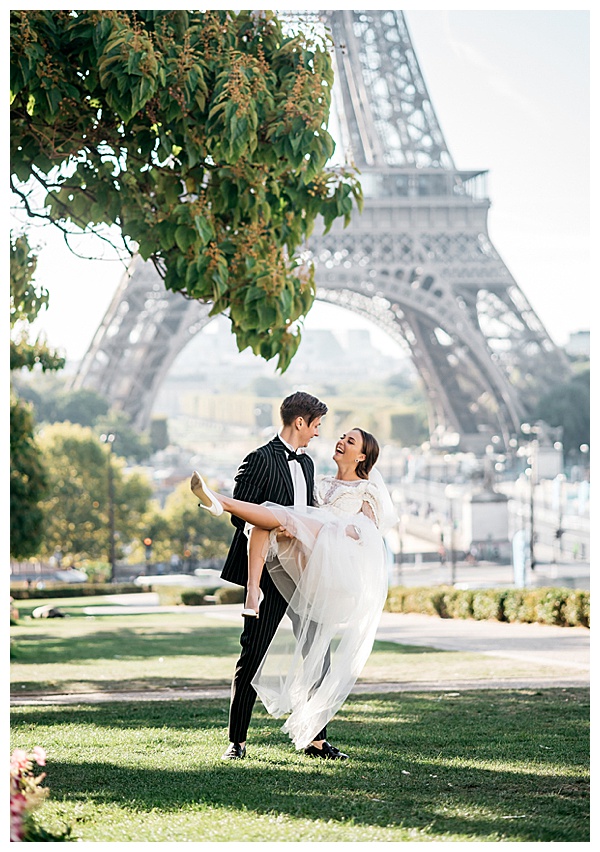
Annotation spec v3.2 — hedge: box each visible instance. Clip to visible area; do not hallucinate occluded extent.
[152,585,244,606]
[154,586,221,606]
[10,581,588,628]
[214,586,245,605]
[10,581,242,607]
[181,590,211,606]
[9,583,144,600]
[384,586,589,628]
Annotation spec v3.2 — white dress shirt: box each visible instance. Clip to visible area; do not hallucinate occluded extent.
[278,433,308,507]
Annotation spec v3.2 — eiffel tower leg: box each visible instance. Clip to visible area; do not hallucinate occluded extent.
[71,257,213,430]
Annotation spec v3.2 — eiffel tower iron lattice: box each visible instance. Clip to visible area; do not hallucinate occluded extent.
[71,10,570,451]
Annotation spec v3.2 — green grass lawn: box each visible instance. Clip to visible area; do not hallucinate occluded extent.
[10,602,590,842]
[11,602,572,695]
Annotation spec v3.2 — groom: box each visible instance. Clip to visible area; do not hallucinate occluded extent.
[219,391,348,761]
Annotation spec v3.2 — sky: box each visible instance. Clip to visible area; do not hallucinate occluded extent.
[15,5,591,366]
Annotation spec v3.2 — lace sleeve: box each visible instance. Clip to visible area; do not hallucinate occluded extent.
[314,475,326,507]
[361,500,377,526]
[360,485,382,529]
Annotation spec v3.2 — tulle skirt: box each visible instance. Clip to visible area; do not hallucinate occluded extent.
[250,503,388,749]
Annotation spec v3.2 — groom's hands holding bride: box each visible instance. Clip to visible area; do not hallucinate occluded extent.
[276,525,295,540]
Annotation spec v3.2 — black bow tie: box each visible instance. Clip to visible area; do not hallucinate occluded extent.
[286,450,302,462]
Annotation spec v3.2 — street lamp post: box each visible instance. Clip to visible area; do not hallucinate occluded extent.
[528,467,536,572]
[579,443,590,480]
[521,423,539,573]
[448,498,456,585]
[444,484,460,585]
[100,433,116,583]
[143,537,153,572]
[552,473,566,565]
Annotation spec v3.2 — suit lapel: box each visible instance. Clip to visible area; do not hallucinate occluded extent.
[270,437,294,505]
[298,455,314,505]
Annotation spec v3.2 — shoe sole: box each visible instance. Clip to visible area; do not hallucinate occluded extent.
[191,472,223,516]
[191,473,212,508]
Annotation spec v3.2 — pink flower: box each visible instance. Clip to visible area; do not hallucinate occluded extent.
[10,814,24,842]
[10,749,30,773]
[10,789,27,814]
[31,746,46,766]
[9,746,51,840]
[10,790,27,841]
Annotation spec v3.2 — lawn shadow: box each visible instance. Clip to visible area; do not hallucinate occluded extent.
[370,639,441,655]
[10,699,230,732]
[11,676,232,693]
[43,751,589,842]
[10,689,590,842]
[11,624,243,664]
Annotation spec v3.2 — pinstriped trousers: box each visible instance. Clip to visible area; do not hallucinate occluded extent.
[228,570,328,745]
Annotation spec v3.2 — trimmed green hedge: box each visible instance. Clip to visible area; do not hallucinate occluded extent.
[385,585,589,628]
[10,580,588,628]
[10,583,144,600]
[214,585,245,605]
[154,586,221,606]
[154,585,243,606]
[180,590,210,606]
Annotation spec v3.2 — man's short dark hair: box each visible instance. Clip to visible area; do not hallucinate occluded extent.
[280,392,328,426]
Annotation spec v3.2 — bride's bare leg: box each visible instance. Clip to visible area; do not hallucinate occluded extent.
[192,473,324,538]
[200,491,281,617]
[244,527,270,615]
[216,494,282,531]
[218,494,325,540]
[192,472,324,615]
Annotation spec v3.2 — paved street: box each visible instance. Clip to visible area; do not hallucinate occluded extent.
[388,557,589,591]
[376,610,589,673]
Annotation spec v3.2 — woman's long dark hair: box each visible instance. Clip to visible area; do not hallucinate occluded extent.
[353,427,379,480]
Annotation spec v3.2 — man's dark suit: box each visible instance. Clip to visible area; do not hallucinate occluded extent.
[221,435,327,745]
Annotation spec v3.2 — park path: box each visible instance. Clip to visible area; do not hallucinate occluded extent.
[11,605,589,706]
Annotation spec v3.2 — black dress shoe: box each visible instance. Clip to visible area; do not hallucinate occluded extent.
[304,741,348,760]
[221,742,246,760]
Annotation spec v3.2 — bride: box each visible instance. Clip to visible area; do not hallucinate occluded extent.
[190,427,397,750]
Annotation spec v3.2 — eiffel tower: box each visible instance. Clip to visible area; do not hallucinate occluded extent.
[71,9,570,452]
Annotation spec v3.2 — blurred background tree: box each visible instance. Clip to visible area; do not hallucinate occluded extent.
[36,423,154,566]
[10,235,65,559]
[534,368,590,461]
[160,480,234,568]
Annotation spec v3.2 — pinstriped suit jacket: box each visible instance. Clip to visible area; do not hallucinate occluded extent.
[220,435,316,586]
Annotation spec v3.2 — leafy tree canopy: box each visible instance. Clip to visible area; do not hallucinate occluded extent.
[534,369,590,459]
[10,234,65,373]
[10,234,65,559]
[162,479,233,563]
[10,396,48,559]
[10,9,362,371]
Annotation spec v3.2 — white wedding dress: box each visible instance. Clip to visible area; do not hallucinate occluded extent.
[251,472,395,749]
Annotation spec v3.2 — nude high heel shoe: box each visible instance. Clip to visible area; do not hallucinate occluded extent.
[190,471,223,517]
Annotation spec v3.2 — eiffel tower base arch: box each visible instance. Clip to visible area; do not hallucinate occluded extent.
[70,10,570,454]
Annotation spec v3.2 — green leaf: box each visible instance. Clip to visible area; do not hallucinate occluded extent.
[175,225,195,252]
[194,215,214,244]
[137,239,155,260]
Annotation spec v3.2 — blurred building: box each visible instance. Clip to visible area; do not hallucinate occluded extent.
[565,330,590,358]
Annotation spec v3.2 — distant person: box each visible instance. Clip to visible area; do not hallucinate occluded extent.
[191,397,396,760]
